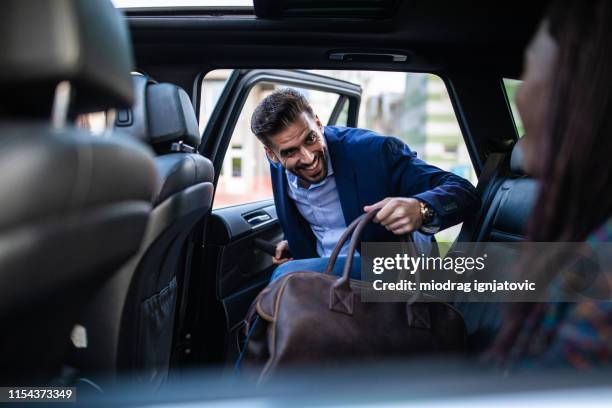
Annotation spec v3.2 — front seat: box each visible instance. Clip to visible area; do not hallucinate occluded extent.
[0,0,157,382]
[451,138,539,352]
[74,75,214,385]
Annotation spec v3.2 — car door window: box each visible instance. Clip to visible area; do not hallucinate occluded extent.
[306,70,475,243]
[503,78,524,137]
[200,70,475,243]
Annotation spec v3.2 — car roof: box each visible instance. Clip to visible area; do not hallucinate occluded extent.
[126,0,548,78]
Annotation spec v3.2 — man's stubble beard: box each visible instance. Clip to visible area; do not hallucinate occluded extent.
[296,148,328,186]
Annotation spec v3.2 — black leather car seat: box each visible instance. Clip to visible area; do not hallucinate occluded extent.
[452,138,539,352]
[0,0,157,383]
[74,75,214,385]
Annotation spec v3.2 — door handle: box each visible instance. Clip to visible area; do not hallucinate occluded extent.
[246,214,270,224]
[244,211,271,226]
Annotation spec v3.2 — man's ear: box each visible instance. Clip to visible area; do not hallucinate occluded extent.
[264,146,280,164]
[315,114,323,130]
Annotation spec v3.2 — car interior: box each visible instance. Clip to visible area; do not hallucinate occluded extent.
[2,0,587,403]
[69,74,215,387]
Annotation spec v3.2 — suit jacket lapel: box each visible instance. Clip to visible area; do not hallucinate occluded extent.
[325,127,361,226]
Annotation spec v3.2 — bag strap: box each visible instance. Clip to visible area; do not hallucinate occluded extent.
[326,209,416,314]
[324,215,363,275]
[325,209,416,274]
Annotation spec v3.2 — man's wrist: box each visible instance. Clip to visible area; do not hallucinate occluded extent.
[418,200,435,225]
[417,199,440,234]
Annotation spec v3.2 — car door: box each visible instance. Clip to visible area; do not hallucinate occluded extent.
[191,69,361,364]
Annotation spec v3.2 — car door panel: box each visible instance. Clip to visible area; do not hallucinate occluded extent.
[208,200,281,299]
[201,199,282,363]
[195,69,361,363]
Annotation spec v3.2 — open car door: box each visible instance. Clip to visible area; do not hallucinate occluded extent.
[182,69,361,366]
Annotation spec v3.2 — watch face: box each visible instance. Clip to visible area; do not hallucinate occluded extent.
[420,202,434,225]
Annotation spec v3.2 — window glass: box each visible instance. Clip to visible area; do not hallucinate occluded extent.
[75,112,107,135]
[201,78,343,209]
[231,157,242,177]
[199,70,230,134]
[336,98,350,127]
[503,78,525,137]
[200,70,474,242]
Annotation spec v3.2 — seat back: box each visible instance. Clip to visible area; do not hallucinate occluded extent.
[0,0,156,383]
[74,75,214,385]
[451,138,539,351]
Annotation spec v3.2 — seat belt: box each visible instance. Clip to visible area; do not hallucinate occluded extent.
[454,152,507,243]
[476,152,506,195]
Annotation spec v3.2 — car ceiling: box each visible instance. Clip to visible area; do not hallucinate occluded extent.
[127,0,549,83]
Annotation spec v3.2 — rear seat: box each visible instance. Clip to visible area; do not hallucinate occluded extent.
[451,138,539,352]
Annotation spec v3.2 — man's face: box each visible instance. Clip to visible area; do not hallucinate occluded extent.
[265,112,329,185]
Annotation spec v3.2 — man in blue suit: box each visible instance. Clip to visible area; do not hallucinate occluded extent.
[251,88,480,280]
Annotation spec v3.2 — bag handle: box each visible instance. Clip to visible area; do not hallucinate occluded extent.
[324,215,364,275]
[326,209,416,278]
[327,209,416,314]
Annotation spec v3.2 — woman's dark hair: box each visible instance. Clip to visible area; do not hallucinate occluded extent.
[489,0,612,363]
[251,88,314,147]
[529,0,612,243]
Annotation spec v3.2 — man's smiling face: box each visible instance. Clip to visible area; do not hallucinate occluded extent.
[265,112,329,185]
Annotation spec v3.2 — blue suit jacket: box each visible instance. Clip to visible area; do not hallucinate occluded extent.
[270,126,480,259]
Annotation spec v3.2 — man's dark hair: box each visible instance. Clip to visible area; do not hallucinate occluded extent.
[251,88,314,146]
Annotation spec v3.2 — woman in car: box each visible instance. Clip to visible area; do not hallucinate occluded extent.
[487,0,612,368]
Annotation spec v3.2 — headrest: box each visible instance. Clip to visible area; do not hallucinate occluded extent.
[115,75,201,152]
[510,137,526,175]
[0,0,134,115]
[148,83,201,149]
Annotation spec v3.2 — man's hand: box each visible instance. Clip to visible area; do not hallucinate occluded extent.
[272,240,293,265]
[364,197,423,235]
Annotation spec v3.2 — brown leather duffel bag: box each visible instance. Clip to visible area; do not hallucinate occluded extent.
[243,209,467,380]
